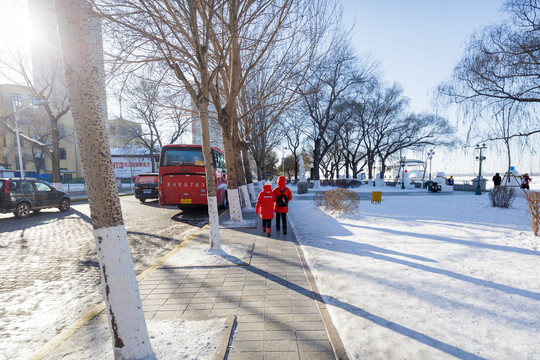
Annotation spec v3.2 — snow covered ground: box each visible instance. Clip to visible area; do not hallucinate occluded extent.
[289,184,540,359]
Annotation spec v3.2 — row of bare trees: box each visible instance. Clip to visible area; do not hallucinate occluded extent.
[439,0,540,181]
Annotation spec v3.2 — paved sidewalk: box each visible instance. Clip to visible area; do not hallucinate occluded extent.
[39,203,346,359]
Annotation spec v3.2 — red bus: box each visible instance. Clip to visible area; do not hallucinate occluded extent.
[158,144,227,208]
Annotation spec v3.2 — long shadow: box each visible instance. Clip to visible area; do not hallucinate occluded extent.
[218,250,486,360]
[71,208,92,224]
[344,222,540,257]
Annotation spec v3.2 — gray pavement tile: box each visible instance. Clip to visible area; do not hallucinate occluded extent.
[296,330,330,341]
[264,351,300,360]
[213,301,240,309]
[164,297,192,305]
[293,321,327,331]
[159,304,188,311]
[264,306,293,314]
[264,314,294,322]
[264,340,298,352]
[265,300,291,307]
[299,351,335,360]
[233,330,264,341]
[293,313,325,322]
[264,321,295,331]
[230,340,264,352]
[238,314,265,322]
[298,340,333,352]
[236,321,265,331]
[186,302,214,310]
[141,298,167,306]
[182,309,212,318]
[263,330,296,340]
[226,351,264,360]
[189,296,215,304]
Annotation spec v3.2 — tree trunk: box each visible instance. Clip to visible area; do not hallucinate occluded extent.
[222,129,243,221]
[51,118,62,189]
[241,145,256,201]
[54,1,154,359]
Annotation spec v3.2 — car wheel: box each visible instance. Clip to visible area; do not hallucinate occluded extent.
[14,203,31,219]
[139,198,146,203]
[59,198,70,212]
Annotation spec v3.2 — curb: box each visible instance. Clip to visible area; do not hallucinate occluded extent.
[289,217,349,360]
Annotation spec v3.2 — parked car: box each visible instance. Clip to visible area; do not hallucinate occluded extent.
[134,173,159,203]
[0,178,71,218]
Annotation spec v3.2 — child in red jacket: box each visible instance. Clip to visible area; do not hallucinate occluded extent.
[273,175,293,235]
[255,181,276,236]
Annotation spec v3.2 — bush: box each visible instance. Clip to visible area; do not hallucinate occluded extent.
[526,191,540,236]
[319,188,360,213]
[488,186,516,208]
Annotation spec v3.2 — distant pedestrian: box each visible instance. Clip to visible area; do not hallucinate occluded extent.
[255,181,276,237]
[492,173,502,187]
[447,176,454,185]
[521,173,532,190]
[273,175,293,235]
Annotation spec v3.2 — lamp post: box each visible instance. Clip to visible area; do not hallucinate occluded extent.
[475,143,487,195]
[427,149,435,181]
[11,100,49,178]
[401,156,405,189]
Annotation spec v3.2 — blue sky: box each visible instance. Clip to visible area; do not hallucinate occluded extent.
[341,0,507,113]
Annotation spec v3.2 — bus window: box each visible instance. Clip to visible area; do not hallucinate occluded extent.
[161,147,205,167]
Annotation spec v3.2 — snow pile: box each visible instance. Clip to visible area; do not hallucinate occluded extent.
[45,316,227,359]
[289,191,540,359]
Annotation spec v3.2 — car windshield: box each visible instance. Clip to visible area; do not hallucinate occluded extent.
[161,148,205,167]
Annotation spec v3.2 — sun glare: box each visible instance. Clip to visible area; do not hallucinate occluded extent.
[0,1,32,52]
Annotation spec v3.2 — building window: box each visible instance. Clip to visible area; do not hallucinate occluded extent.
[10,93,22,108]
[29,96,36,105]
[59,148,67,160]
[2,136,5,147]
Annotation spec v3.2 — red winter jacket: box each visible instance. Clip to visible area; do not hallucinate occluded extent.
[273,176,293,213]
[255,183,276,219]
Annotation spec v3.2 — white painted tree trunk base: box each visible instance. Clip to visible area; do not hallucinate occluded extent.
[53,182,63,191]
[313,180,321,189]
[239,184,252,209]
[227,188,243,222]
[207,196,221,250]
[93,225,155,360]
[247,182,256,202]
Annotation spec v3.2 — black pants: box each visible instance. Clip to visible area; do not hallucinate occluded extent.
[262,218,272,229]
[275,213,287,230]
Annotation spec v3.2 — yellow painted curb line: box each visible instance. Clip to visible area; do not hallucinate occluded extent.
[30,209,229,360]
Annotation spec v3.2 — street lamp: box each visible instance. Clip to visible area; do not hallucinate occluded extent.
[11,100,49,178]
[401,156,406,189]
[427,149,435,181]
[475,143,487,195]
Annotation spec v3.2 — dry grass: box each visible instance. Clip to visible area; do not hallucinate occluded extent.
[526,191,540,236]
[317,188,360,214]
[488,186,516,208]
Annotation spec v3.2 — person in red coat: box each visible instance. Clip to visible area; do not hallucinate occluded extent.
[273,175,293,235]
[255,181,276,236]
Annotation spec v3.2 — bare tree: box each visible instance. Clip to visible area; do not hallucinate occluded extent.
[300,43,375,185]
[1,51,71,188]
[438,0,540,139]
[122,76,191,172]
[54,0,154,358]
[92,0,226,248]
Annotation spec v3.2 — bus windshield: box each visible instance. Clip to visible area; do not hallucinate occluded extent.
[160,147,205,167]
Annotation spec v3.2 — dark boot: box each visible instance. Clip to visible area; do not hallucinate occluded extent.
[267,228,271,237]
[283,228,287,235]
[262,227,266,233]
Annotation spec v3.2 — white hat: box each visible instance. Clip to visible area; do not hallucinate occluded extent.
[265,181,272,186]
